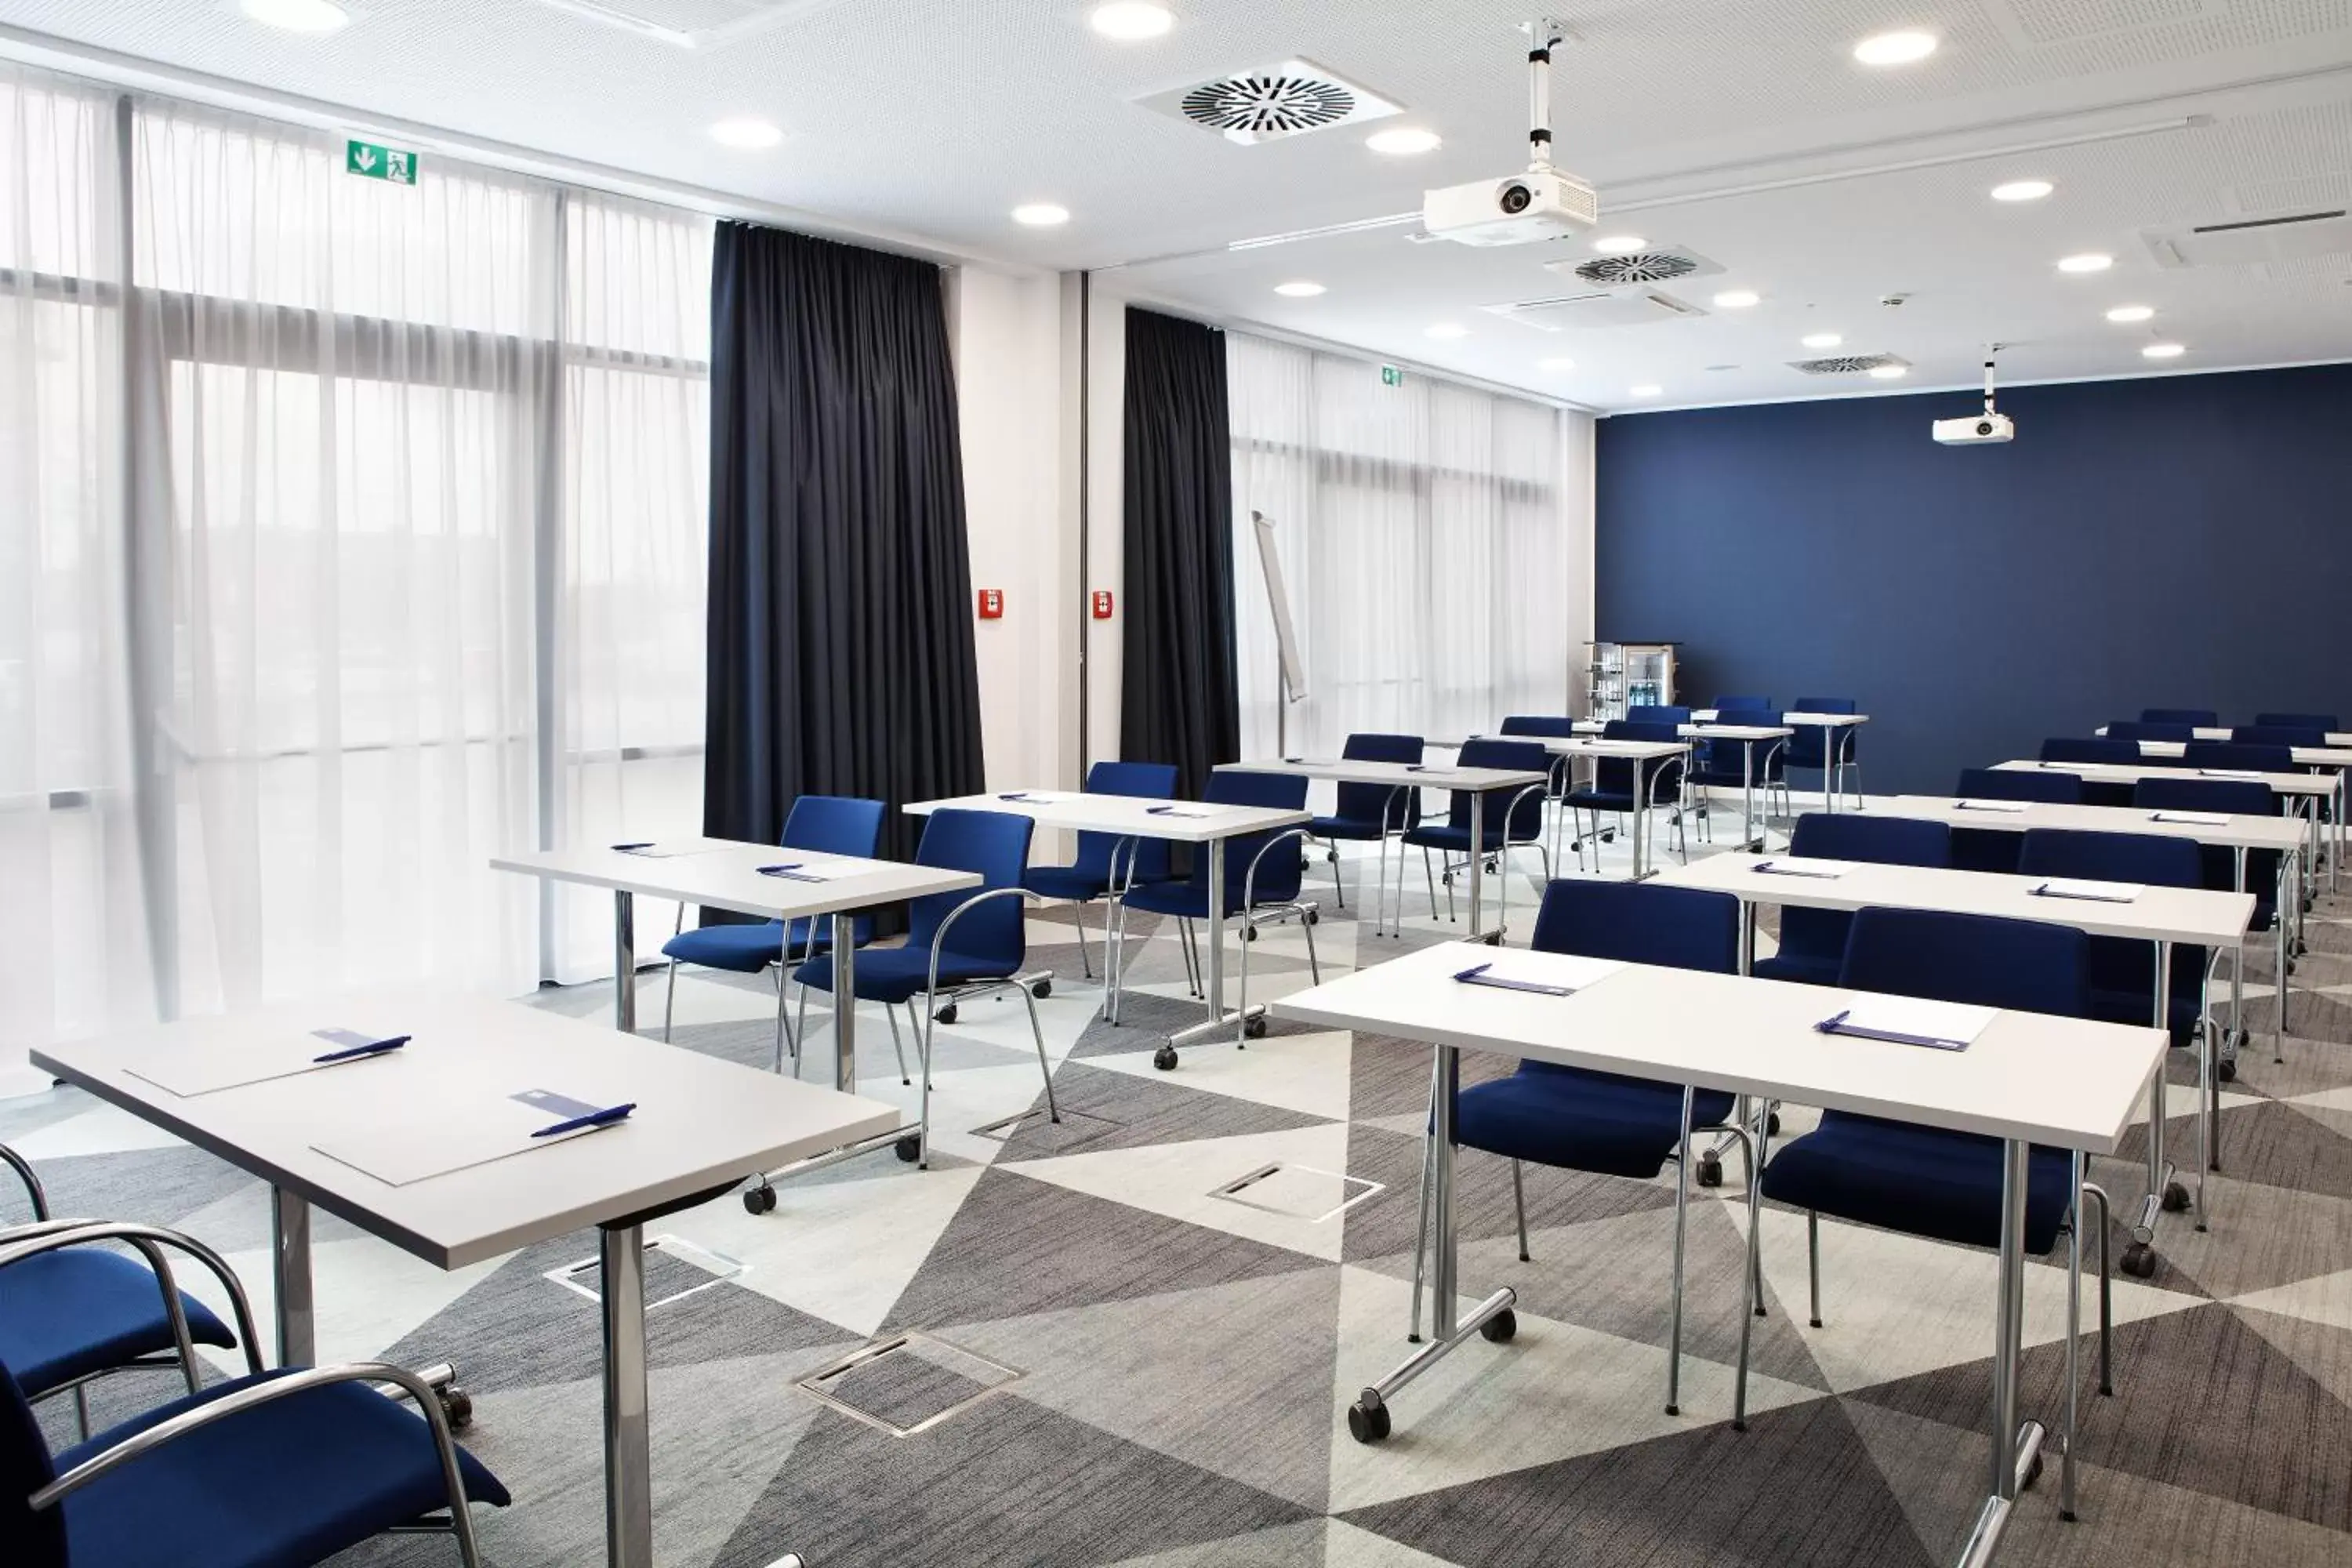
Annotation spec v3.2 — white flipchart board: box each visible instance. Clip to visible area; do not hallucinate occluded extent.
[1250,510,1308,702]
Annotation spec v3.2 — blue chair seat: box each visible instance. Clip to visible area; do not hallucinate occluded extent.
[661,915,856,974]
[1761,1113,2076,1254]
[1457,1069,1736,1181]
[1023,864,1117,903]
[1561,786,1639,812]
[2085,984,2207,1044]
[0,1250,238,1396]
[47,1368,508,1567]
[1309,811,1397,843]
[1400,821,1518,855]
[792,945,1011,1006]
[1748,948,1842,987]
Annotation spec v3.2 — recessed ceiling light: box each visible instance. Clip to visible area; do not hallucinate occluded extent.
[1800,332,1843,349]
[1272,281,1326,298]
[2106,304,2154,323]
[1087,2,1173,41]
[240,0,350,33]
[1991,179,2055,202]
[1540,356,1575,371]
[1630,384,1663,397]
[1367,126,1443,156]
[1868,364,1908,379]
[1012,203,1072,227]
[707,117,784,150]
[1425,323,1468,340]
[1712,289,1761,309]
[1592,234,1647,255]
[2057,252,2113,274]
[1853,30,1937,66]
[2142,342,2186,359]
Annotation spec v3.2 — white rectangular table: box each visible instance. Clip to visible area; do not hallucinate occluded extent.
[2109,741,2351,891]
[1652,853,2252,1258]
[909,790,1308,1056]
[33,992,898,1568]
[1276,940,2162,1568]
[1221,760,1546,941]
[2099,724,2352,746]
[1558,723,1792,853]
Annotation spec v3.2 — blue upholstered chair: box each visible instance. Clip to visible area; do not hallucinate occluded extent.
[1497,715,1578,822]
[2016,829,2209,1047]
[2,1332,507,1566]
[1305,735,1421,931]
[793,808,1054,1164]
[2231,724,2323,750]
[2038,737,2143,806]
[1758,907,2114,1515]
[1626,704,1693,727]
[1748,813,1951,986]
[1120,770,1319,1047]
[1784,697,1861,807]
[2135,776,2281,1077]
[2143,707,2217,727]
[659,795,886,1072]
[1689,701,1789,844]
[1562,722,1687,873]
[0,1154,253,1443]
[1023,760,1181,983]
[2183,740,2291,774]
[2255,711,2338,731]
[2107,720,2192,743]
[1947,767,2082,874]
[1412,880,1760,1418]
[1403,739,1554,927]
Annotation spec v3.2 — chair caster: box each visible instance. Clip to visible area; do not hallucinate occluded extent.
[1243,927,1256,942]
[1153,1044,1179,1071]
[742,1181,777,1215]
[1305,909,1319,926]
[2218,1057,2237,1082]
[1695,1153,1723,1188]
[2022,1450,2044,1490]
[437,1384,474,1432]
[1347,1390,1392,1444]
[1766,1110,1781,1136]
[2121,1241,2157,1278]
[1479,1308,1517,1344]
[2161,1180,2190,1213]
[1030,978,1052,999]
[1244,1015,1268,1040]
[934,1004,958,1025]
[895,1134,924,1163]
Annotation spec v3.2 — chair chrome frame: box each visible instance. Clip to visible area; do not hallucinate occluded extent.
[1233,827,1325,1047]
[0,1218,266,1440]
[1312,782,1417,940]
[1567,758,1691,877]
[907,887,1056,1171]
[24,1357,489,1565]
[1693,735,1789,847]
[1408,782,1554,934]
[659,903,817,1080]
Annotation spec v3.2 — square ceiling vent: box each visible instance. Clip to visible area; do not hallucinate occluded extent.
[524,0,851,49]
[1137,60,1403,145]
[1789,353,1911,375]
[2141,209,2352,269]
[1544,246,1725,289]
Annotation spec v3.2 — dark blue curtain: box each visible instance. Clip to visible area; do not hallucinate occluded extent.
[703,222,983,889]
[1121,308,1239,800]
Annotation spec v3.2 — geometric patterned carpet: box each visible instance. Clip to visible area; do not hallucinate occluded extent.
[7,800,2352,1567]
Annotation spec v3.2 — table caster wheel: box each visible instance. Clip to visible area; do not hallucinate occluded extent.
[2022,1450,2044,1490]
[933,1004,958,1025]
[1766,1110,1782,1137]
[1347,1391,1392,1444]
[894,1134,923,1163]
[2162,1180,2190,1213]
[1243,927,1257,942]
[1695,1154,1723,1189]
[742,1183,777,1215]
[438,1385,474,1432]
[2121,1241,2157,1279]
[1479,1308,1518,1344]
[1305,909,1319,926]
[2218,1058,2238,1083]
[1031,978,1052,999]
[1153,1044,1179,1071]
[1245,1015,1268,1040]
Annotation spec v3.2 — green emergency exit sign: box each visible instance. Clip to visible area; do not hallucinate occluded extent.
[1380,365,1403,387]
[346,140,418,185]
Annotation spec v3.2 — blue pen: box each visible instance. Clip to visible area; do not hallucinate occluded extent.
[310,1033,409,1064]
[532,1102,637,1138]
[1147,804,1209,816]
[1815,1010,1967,1051]
[999,792,1036,801]
[1453,962,1577,996]
[757,862,824,884]
[611,840,653,852]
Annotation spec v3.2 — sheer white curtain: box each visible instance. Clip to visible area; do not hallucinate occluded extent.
[1229,332,1583,760]
[0,71,145,1082]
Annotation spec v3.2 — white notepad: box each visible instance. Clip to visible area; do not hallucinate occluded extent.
[2150,810,2230,826]
[124,1029,406,1098]
[1454,952,1624,996]
[1953,800,2030,814]
[1751,857,1860,879]
[312,1091,626,1187]
[1833,996,1997,1047]
[2031,878,2146,903]
[2198,769,2263,780]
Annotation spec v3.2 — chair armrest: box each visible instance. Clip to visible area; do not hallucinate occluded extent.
[1,1142,48,1222]
[1243,828,1316,911]
[0,1221,266,1379]
[927,887,1043,998]
[1502,782,1548,841]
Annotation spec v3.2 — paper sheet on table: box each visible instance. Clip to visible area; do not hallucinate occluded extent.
[312,1091,625,1186]
[1454,953,1624,996]
[125,1028,406,1098]
[2032,878,2146,902]
[1953,799,2030,814]
[2198,769,2263,780]
[1835,996,1997,1047]
[2150,811,2230,826]
[1752,857,1860,879]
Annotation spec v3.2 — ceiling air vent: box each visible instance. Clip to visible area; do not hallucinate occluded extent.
[524,0,851,48]
[1483,291,1707,332]
[1790,354,1911,375]
[1544,247,1725,289]
[2143,209,2352,269]
[1138,60,1402,145]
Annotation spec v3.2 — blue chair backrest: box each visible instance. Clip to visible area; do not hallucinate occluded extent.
[2183,741,2290,773]
[2107,720,2191,743]
[1840,908,2089,1018]
[1626,705,1692,727]
[1073,760,1181,880]
[2019,828,2202,888]
[1336,733,1423,829]
[1594,720,1685,800]
[906,809,1034,967]
[1530,880,1739,973]
[2232,725,2321,749]
[1792,696,1857,714]
[0,1357,64,1566]
[1497,715,1577,738]
[1201,769,1312,901]
[2256,712,2337,731]
[1789,811,1951,867]
[1956,767,2081,804]
[2133,779,2282,903]
[783,795,887,859]
[1713,695,1773,713]
[2143,708,2216,726]
[2040,737,2140,764]
[1452,738,1552,839]
[1787,698,1859,766]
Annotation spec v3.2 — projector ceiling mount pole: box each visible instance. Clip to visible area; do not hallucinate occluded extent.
[1526,19,1567,172]
[1982,341,2009,415]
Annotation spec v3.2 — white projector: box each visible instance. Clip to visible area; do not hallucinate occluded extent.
[1423,167,1599,247]
[1933,412,2016,445]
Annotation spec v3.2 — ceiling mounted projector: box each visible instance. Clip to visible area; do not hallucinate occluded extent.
[1933,354,2016,445]
[1423,20,1598,246]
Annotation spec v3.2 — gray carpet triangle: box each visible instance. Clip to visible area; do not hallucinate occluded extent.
[993,1058,1337,1160]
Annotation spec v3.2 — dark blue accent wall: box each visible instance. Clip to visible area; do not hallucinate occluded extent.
[1594,364,2352,796]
